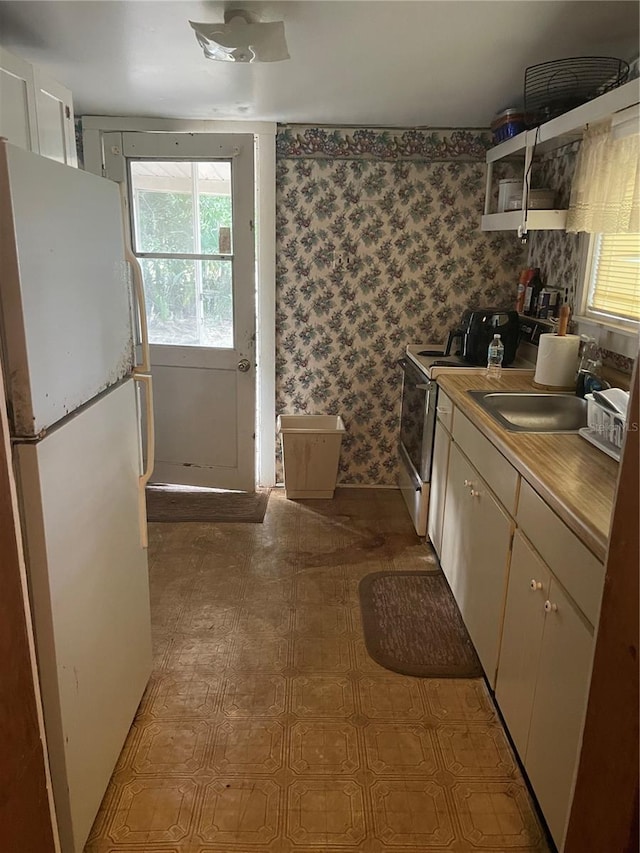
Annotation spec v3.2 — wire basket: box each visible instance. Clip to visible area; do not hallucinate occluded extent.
[585,394,625,450]
[524,57,630,126]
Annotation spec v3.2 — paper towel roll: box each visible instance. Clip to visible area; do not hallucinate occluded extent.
[533,333,581,389]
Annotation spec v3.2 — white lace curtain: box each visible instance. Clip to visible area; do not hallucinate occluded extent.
[566,120,640,234]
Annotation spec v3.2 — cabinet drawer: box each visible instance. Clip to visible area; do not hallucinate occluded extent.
[517,479,604,626]
[452,410,519,513]
[435,389,454,433]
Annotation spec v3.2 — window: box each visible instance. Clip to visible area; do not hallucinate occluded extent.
[584,232,640,327]
[129,160,234,348]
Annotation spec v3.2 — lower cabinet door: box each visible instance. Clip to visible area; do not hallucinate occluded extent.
[524,577,595,850]
[495,531,550,757]
[441,443,512,687]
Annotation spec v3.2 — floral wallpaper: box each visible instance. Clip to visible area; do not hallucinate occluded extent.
[275,127,527,485]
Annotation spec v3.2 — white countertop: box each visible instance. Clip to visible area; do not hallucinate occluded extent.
[406,343,535,379]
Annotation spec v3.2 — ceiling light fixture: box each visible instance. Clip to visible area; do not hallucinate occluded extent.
[189,10,290,63]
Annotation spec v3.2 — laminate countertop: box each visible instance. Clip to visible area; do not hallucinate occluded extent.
[437,372,619,562]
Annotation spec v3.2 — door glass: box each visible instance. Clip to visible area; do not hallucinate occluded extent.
[130,160,234,347]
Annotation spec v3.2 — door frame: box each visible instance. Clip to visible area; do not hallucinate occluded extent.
[118,132,255,490]
[81,117,277,486]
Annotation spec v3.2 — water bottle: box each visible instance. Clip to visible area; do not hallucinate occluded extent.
[487,334,504,378]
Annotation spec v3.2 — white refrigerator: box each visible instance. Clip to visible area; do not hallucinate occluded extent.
[0,140,154,852]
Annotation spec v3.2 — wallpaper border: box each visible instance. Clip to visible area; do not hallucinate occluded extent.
[276,126,492,161]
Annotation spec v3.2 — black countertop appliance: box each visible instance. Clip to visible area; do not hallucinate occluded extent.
[445,309,520,366]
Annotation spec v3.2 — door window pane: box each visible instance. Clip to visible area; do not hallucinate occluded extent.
[130,160,234,348]
[197,162,233,255]
[202,260,233,347]
[140,258,233,348]
[140,258,198,346]
[130,162,195,254]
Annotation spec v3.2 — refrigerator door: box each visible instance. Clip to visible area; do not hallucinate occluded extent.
[0,141,134,438]
[15,379,151,853]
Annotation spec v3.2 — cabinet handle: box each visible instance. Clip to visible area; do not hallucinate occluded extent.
[530,579,542,591]
[436,407,451,415]
[544,600,558,613]
[470,489,480,498]
[464,479,472,487]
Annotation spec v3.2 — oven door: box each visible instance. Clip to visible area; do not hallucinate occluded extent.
[398,357,437,486]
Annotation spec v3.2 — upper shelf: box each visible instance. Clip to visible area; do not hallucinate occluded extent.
[481,209,567,231]
[486,78,640,163]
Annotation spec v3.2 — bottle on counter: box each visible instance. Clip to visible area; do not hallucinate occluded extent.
[523,268,543,316]
[515,268,534,314]
[487,333,504,378]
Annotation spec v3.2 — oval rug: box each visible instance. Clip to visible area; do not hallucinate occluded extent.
[358,570,483,678]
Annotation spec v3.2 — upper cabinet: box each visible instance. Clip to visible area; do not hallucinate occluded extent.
[481,79,640,236]
[0,47,77,167]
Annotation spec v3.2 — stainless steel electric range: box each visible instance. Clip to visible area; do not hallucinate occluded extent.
[398,343,534,536]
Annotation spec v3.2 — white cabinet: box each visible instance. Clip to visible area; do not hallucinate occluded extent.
[452,409,519,514]
[525,574,594,850]
[495,531,550,758]
[0,47,76,166]
[481,78,640,236]
[427,390,453,558]
[517,479,604,626]
[440,442,513,688]
[0,47,38,152]
[496,530,597,851]
[33,69,77,166]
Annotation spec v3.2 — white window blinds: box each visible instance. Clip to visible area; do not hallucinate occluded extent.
[588,233,640,322]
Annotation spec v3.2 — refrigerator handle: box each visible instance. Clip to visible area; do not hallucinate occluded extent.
[118,183,151,374]
[134,373,155,548]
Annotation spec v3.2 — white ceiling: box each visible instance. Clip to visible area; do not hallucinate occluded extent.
[0,1,638,127]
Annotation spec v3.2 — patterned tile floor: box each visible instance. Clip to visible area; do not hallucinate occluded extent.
[85,488,551,852]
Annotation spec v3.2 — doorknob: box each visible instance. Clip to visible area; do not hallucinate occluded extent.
[237,358,251,373]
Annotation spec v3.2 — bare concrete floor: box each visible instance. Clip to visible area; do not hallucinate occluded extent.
[85,487,549,852]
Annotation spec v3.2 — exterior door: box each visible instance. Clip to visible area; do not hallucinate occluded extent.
[105,132,256,490]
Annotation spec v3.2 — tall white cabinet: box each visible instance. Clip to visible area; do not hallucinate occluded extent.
[0,46,77,166]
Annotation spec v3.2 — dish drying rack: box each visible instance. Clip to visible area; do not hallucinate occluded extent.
[579,392,628,461]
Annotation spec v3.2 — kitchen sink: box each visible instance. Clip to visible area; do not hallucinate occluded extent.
[468,391,588,433]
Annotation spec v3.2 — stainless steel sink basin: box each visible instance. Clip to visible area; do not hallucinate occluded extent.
[468,391,588,433]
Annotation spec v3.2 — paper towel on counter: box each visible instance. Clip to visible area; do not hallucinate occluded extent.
[533,333,580,389]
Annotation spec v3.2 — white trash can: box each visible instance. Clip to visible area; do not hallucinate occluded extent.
[277,414,346,499]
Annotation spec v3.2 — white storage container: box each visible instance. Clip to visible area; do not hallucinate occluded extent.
[506,188,556,210]
[498,178,522,212]
[277,414,346,499]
